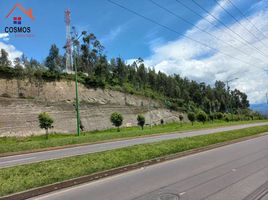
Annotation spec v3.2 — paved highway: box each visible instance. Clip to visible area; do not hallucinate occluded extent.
[1,122,267,168]
[33,134,268,200]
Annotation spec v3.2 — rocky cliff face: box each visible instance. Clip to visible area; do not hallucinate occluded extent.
[0,78,183,137]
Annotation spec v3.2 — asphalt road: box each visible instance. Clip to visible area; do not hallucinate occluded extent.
[33,134,268,200]
[1,122,268,169]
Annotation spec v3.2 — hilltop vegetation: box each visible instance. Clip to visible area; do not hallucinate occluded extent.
[0,32,263,118]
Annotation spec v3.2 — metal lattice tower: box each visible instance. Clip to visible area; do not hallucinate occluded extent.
[65,9,72,73]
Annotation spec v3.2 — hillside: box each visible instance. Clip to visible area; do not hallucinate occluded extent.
[0,78,183,137]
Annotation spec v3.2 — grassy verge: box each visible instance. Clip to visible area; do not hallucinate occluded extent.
[1,125,268,197]
[0,120,267,155]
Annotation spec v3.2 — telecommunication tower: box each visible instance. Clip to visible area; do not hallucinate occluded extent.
[65,9,72,72]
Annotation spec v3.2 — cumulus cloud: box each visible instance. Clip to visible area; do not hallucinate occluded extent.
[0,33,23,62]
[143,0,268,104]
[0,33,9,40]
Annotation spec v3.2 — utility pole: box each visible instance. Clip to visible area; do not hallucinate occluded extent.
[225,78,239,92]
[148,99,152,128]
[266,93,268,104]
[224,78,238,119]
[64,9,86,136]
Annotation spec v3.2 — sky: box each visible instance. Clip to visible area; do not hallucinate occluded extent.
[0,0,267,104]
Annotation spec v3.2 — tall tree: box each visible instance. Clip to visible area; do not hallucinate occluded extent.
[45,44,62,72]
[0,49,11,67]
[80,33,104,75]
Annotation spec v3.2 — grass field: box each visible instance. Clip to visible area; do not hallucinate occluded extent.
[0,125,268,197]
[0,120,267,155]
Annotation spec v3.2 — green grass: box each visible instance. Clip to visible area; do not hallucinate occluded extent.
[0,120,267,155]
[1,125,268,197]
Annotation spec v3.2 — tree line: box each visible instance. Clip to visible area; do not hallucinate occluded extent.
[0,32,253,115]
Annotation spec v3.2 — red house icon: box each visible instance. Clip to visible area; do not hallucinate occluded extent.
[6,4,35,20]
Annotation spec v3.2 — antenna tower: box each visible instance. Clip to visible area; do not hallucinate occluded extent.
[65,9,72,72]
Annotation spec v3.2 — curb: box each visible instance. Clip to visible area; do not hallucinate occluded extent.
[1,132,267,200]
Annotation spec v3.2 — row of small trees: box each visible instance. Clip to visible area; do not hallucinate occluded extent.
[38,112,146,138]
[110,112,145,131]
[187,110,261,125]
[38,110,262,138]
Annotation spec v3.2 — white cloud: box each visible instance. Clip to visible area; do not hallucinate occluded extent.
[0,33,23,62]
[0,33,9,39]
[143,0,268,104]
[0,42,23,62]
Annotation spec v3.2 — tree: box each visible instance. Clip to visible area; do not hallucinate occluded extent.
[188,112,196,125]
[137,114,145,130]
[14,57,22,68]
[38,112,54,139]
[196,111,208,124]
[208,113,214,122]
[110,112,123,131]
[80,32,104,74]
[179,114,184,126]
[45,44,62,72]
[214,112,224,120]
[0,49,11,67]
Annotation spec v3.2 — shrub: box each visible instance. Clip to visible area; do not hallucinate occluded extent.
[187,112,196,125]
[38,112,54,139]
[209,113,214,122]
[179,115,184,126]
[110,112,123,131]
[196,111,208,124]
[214,112,224,120]
[137,115,145,130]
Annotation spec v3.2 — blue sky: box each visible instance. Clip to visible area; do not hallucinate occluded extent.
[0,0,268,104]
[0,0,260,60]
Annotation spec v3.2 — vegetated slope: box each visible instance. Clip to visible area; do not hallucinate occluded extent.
[0,78,183,137]
[0,31,262,136]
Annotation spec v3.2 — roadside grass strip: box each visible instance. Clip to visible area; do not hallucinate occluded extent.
[0,120,267,155]
[0,125,268,197]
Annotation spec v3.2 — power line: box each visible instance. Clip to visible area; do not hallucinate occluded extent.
[214,0,268,51]
[191,0,268,58]
[149,0,266,65]
[175,0,216,27]
[107,0,261,68]
[227,0,267,39]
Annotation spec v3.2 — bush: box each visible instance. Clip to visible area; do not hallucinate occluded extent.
[137,115,145,130]
[224,113,231,122]
[196,111,208,124]
[214,112,224,120]
[187,112,196,125]
[209,113,214,122]
[38,112,54,139]
[85,76,105,89]
[179,114,184,126]
[110,112,123,131]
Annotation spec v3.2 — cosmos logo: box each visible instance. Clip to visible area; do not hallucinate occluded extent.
[4,4,34,36]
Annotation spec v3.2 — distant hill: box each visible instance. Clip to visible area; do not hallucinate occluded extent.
[250,103,268,115]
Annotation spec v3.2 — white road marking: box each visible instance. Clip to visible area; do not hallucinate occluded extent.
[179,192,186,196]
